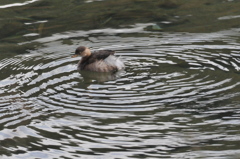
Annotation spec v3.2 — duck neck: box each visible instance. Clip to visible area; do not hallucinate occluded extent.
[81,56,90,62]
[80,55,91,69]
[84,48,92,57]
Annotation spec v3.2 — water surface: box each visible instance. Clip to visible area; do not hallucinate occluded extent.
[1,1,240,159]
[1,24,240,158]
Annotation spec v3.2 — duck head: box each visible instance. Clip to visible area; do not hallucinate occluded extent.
[72,46,91,58]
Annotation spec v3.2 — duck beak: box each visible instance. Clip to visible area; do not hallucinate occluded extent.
[71,54,79,58]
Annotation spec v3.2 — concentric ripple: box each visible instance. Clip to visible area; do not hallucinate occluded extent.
[1,26,240,158]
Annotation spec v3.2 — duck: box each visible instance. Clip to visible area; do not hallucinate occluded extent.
[72,46,125,72]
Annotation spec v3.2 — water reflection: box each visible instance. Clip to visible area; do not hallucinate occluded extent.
[1,24,240,158]
[80,70,124,83]
[0,0,40,9]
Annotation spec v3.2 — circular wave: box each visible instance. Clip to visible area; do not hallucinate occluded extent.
[1,27,240,158]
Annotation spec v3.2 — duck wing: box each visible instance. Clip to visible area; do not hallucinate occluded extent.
[89,50,115,63]
[93,50,115,59]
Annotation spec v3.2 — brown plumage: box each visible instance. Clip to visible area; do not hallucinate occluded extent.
[72,46,125,72]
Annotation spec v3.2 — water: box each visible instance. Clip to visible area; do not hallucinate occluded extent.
[1,24,240,159]
[1,1,240,159]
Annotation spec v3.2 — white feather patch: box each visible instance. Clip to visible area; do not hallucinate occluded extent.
[80,55,124,72]
[104,55,125,70]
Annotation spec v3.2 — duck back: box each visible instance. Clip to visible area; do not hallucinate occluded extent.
[78,50,124,72]
[80,55,124,72]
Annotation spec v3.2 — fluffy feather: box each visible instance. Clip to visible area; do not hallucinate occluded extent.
[73,46,124,72]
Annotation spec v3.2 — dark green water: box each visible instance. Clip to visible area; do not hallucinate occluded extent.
[1,1,240,159]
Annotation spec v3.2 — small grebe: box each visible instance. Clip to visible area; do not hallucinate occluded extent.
[72,46,124,72]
